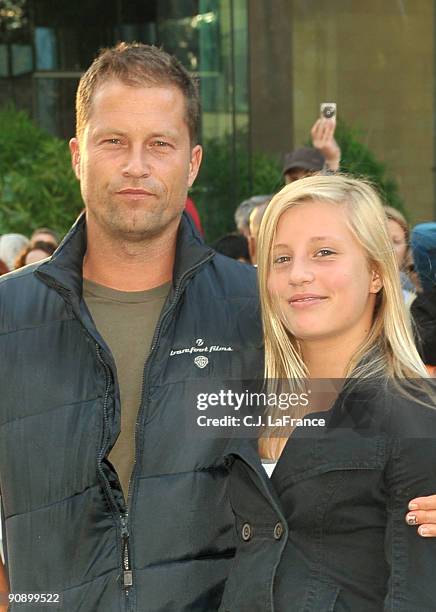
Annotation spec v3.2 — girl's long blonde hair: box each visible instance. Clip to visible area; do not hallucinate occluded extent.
[257,175,429,456]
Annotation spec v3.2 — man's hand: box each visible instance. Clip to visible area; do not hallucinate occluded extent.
[405,495,436,536]
[311,118,341,171]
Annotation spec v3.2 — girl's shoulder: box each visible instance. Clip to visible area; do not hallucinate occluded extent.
[328,377,436,438]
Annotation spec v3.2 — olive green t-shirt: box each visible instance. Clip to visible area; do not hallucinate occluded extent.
[83,279,170,498]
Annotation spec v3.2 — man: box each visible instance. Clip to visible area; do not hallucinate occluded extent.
[283,117,341,184]
[247,197,271,265]
[234,194,269,239]
[212,233,251,264]
[30,227,60,248]
[0,43,263,611]
[0,43,435,612]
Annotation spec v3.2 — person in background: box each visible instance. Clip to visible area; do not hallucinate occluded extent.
[247,197,271,265]
[0,260,8,276]
[0,234,29,271]
[234,195,270,239]
[30,227,60,248]
[411,222,436,294]
[212,233,250,264]
[283,116,341,184]
[412,286,436,376]
[15,241,56,269]
[185,197,204,235]
[384,205,416,306]
[410,222,436,375]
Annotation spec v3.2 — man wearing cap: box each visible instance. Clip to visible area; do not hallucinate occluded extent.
[283,117,341,183]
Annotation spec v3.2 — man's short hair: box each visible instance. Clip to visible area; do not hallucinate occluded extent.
[31,227,60,245]
[249,201,270,238]
[235,195,272,235]
[76,42,200,144]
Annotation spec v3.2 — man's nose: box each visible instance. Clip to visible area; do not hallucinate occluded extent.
[287,257,315,285]
[122,146,151,178]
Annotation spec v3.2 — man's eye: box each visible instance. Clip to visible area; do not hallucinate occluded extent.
[104,138,121,145]
[152,141,170,147]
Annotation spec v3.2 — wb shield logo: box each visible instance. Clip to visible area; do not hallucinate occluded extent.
[194,356,209,369]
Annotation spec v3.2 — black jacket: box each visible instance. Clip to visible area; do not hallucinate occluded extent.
[0,213,271,611]
[220,380,436,612]
[411,286,436,365]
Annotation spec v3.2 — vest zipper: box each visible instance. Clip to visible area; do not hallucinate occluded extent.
[120,514,133,589]
[95,345,118,511]
[95,344,133,598]
[126,253,215,514]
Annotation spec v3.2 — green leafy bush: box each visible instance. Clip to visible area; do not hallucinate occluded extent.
[330,120,406,214]
[0,105,404,243]
[0,105,82,237]
[194,121,406,242]
[191,133,282,241]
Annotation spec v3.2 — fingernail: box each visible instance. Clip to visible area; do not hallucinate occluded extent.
[419,526,429,536]
[406,514,418,526]
[409,502,419,510]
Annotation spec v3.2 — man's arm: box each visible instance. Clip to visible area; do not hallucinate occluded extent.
[311,117,341,172]
[405,495,436,536]
[0,561,8,611]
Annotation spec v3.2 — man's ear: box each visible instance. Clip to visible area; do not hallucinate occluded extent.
[188,144,202,188]
[69,138,81,180]
[370,268,383,293]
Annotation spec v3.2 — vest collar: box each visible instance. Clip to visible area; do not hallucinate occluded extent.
[35,211,214,300]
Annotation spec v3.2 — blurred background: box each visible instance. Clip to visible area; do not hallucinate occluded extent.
[0,0,434,241]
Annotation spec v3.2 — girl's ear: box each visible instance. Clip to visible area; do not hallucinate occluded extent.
[370,269,383,294]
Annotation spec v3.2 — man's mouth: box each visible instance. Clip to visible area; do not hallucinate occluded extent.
[117,188,154,196]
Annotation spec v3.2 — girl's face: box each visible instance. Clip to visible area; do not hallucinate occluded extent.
[387,218,407,267]
[267,200,381,347]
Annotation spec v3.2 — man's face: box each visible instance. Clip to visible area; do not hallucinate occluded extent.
[69,79,202,241]
[284,168,312,184]
[31,232,58,247]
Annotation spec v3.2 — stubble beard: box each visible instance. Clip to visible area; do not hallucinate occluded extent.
[87,191,185,244]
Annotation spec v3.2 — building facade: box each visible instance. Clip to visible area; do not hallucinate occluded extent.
[1,0,435,230]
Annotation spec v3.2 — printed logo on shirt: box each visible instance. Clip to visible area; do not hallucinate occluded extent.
[194,356,209,369]
[169,339,234,357]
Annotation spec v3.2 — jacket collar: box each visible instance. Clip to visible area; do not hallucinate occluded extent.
[35,211,214,301]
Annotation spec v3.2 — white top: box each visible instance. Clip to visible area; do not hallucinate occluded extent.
[262,461,278,478]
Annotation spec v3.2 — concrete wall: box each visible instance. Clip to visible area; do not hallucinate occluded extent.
[249,0,434,222]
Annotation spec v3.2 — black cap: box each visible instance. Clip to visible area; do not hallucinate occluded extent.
[282,147,325,175]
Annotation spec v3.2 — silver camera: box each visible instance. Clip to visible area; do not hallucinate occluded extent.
[320,102,337,119]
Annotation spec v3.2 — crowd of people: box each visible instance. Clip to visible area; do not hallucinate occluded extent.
[0,227,59,274]
[1,41,436,611]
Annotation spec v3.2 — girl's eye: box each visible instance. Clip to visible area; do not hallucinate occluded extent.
[316,249,335,257]
[273,256,290,264]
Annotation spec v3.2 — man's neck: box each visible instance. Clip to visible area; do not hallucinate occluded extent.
[83,220,178,291]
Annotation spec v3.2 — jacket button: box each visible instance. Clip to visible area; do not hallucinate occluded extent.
[273,522,284,540]
[241,522,252,541]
